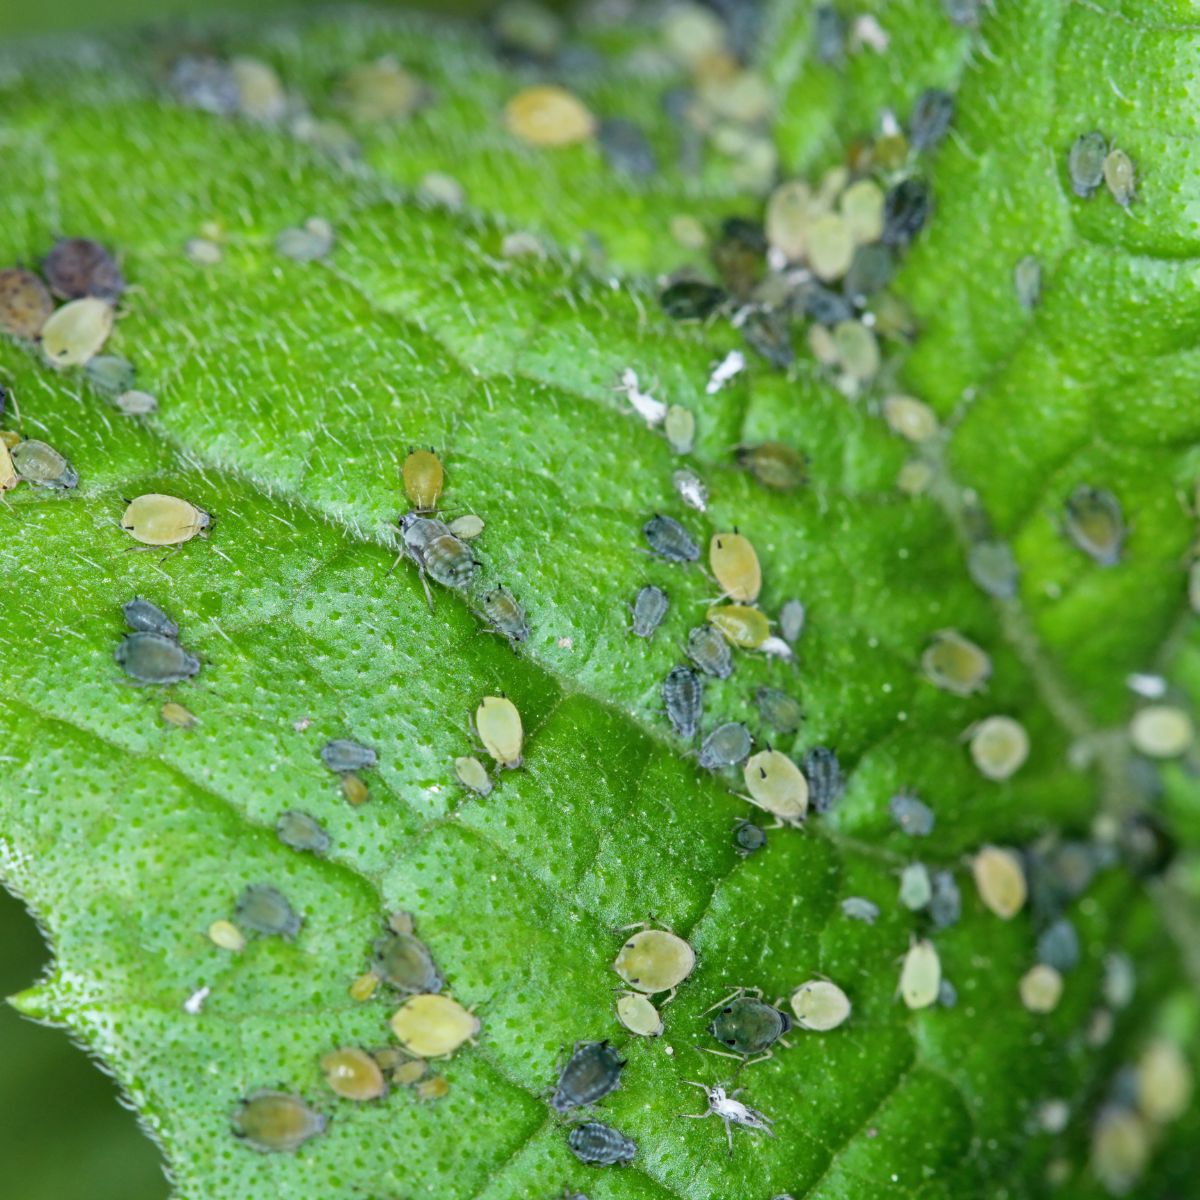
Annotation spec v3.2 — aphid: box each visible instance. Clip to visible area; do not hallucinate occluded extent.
[336,57,424,121]
[320,1047,387,1101]
[476,695,524,769]
[567,1121,636,1166]
[321,739,377,773]
[921,630,991,696]
[778,599,805,645]
[832,320,880,384]
[185,237,223,265]
[169,55,239,113]
[232,1090,325,1153]
[341,774,369,805]
[741,749,807,824]
[679,1081,773,1154]
[687,624,734,679]
[970,716,1029,780]
[839,179,885,244]
[813,5,844,62]
[1130,705,1193,758]
[615,368,667,426]
[449,515,484,541]
[43,237,124,301]
[1064,486,1124,565]
[881,178,930,247]
[790,980,851,1032]
[706,988,792,1062]
[379,1048,424,1084]
[972,845,1027,918]
[709,532,761,603]
[755,687,803,735]
[929,870,961,928]
[801,746,844,813]
[897,460,933,495]
[40,297,114,367]
[664,405,696,455]
[616,991,663,1037]
[161,701,197,729]
[765,180,812,261]
[967,540,1018,598]
[942,0,980,25]
[373,930,444,993]
[236,884,302,937]
[122,597,179,638]
[1014,255,1041,310]
[1103,149,1136,207]
[937,979,958,1008]
[806,213,854,282]
[711,217,766,298]
[706,350,745,395]
[551,1040,625,1114]
[632,585,669,639]
[455,755,493,796]
[643,514,699,562]
[899,862,932,910]
[402,448,444,512]
[389,994,479,1057]
[1019,964,1063,1013]
[660,279,726,321]
[699,722,753,771]
[397,513,477,599]
[504,85,595,147]
[672,468,708,512]
[416,1075,451,1102]
[840,896,879,924]
[741,309,794,369]
[115,632,200,685]
[207,918,246,952]
[10,439,77,489]
[275,218,335,263]
[613,926,695,995]
[597,117,657,178]
[0,267,53,338]
[760,637,793,661]
[883,395,938,443]
[735,442,806,492]
[115,389,158,416]
[843,242,895,300]
[663,666,703,738]
[1136,1038,1192,1124]
[889,792,934,837]
[276,811,331,855]
[482,586,530,643]
[1068,131,1107,198]
[121,494,210,545]
[85,354,135,396]
[899,939,941,1009]
[706,604,769,649]
[733,820,767,855]
[910,88,954,151]
[1091,1106,1150,1195]
[1037,918,1080,973]
[350,971,380,1002]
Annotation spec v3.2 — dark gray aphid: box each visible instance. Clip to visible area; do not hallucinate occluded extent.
[567,1121,636,1166]
[889,792,934,837]
[43,237,124,302]
[321,739,377,773]
[929,869,961,928]
[910,89,954,152]
[663,666,703,739]
[843,243,894,301]
[122,597,179,639]
[551,1040,625,1113]
[374,930,444,993]
[115,632,199,684]
[236,884,302,937]
[276,810,331,855]
[741,309,794,369]
[399,513,477,595]
[598,118,657,178]
[169,56,239,114]
[881,179,931,247]
[813,5,844,63]
[734,820,767,855]
[632,585,669,638]
[755,687,803,735]
[802,746,844,813]
[482,586,530,643]
[699,722,752,771]
[660,280,726,320]
[800,281,854,326]
[708,991,791,1058]
[1068,131,1107,198]
[643,514,699,562]
[1037,918,1081,973]
[687,624,733,679]
[937,979,958,1008]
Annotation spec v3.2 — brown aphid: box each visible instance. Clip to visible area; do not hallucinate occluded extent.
[0,267,54,338]
[43,237,124,301]
[320,1047,387,1101]
[161,701,197,729]
[735,442,806,491]
[403,448,444,512]
[341,773,370,805]
[232,1090,326,1153]
[416,1076,450,1102]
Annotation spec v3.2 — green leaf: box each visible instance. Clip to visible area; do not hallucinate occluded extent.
[1,4,1198,1199]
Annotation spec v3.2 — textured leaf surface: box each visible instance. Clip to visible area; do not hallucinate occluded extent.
[0,4,1198,1199]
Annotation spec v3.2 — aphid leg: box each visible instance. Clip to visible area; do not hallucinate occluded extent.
[698,1047,745,1062]
[722,1115,734,1157]
[661,986,678,1006]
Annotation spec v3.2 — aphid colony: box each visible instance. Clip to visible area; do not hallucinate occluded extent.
[114,598,201,685]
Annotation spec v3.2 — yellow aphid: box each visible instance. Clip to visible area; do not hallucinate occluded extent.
[616,991,663,1037]
[41,297,114,367]
[504,85,595,147]
[393,1058,427,1086]
[707,604,770,649]
[765,180,812,261]
[742,750,808,825]
[454,755,493,796]
[389,994,479,1058]
[1019,964,1063,1013]
[160,702,197,729]
[416,1075,451,1102]
[839,178,885,244]
[0,440,16,492]
[709,532,761,603]
[972,845,1027,918]
[900,939,941,1009]
[612,928,695,995]
[402,448,444,512]
[969,716,1029,780]
[1136,1038,1192,1124]
[341,773,370,806]
[349,971,380,1002]
[207,919,246,953]
[320,1046,387,1101]
[883,395,939,443]
[922,631,991,696]
[791,979,851,1031]
[476,696,524,770]
[121,493,211,546]
[1091,1107,1149,1195]
[1129,705,1193,758]
[806,213,854,281]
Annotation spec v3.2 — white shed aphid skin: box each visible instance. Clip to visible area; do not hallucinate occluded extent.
[840,896,879,924]
[40,297,115,367]
[183,984,210,1015]
[615,368,667,426]
[706,350,745,395]
[758,636,794,662]
[678,1081,773,1155]
[121,494,211,546]
[969,716,1029,780]
[672,468,709,512]
[899,938,941,1009]
[922,630,991,696]
[612,924,696,998]
[741,750,808,826]
[1129,705,1193,758]
[664,405,696,455]
[790,980,851,1031]
[709,532,761,603]
[616,991,663,1037]
[475,695,524,770]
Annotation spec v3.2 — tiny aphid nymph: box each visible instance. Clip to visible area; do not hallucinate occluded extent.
[922,630,991,696]
[709,532,761,603]
[790,980,851,1031]
[567,1121,637,1166]
[122,597,179,638]
[321,739,377,773]
[1064,486,1125,566]
[643,514,700,562]
[11,439,77,489]
[236,883,302,938]
[402,448,444,512]
[551,1040,625,1113]
[735,442,806,492]
[733,820,767,855]
[699,722,752,771]
[616,991,663,1036]
[320,1047,387,1101]
[482,586,529,643]
[276,811,331,855]
[455,755,493,796]
[889,792,934,837]
[1019,964,1063,1013]
[121,494,210,546]
[115,632,200,685]
[899,862,932,910]
[755,686,803,734]
[1068,131,1107,198]
[40,298,114,367]
[476,695,524,769]
[840,896,878,924]
[900,939,940,1009]
[687,624,734,679]
[632,585,669,638]
[1129,705,1194,758]
[706,604,769,649]
[973,845,1027,918]
[969,716,1029,780]
[232,1090,325,1153]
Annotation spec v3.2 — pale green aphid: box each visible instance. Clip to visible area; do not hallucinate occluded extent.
[969,716,1029,780]
[476,696,523,769]
[454,755,493,796]
[40,297,114,367]
[616,991,663,1037]
[235,884,302,937]
[790,980,851,1031]
[664,404,696,454]
[899,939,940,1009]
[232,1090,326,1153]
[612,927,695,995]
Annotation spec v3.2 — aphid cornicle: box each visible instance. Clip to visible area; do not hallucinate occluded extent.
[699,722,752,771]
[122,597,179,638]
[687,624,734,679]
[115,632,200,685]
[755,687,803,734]
[276,811,331,855]
[663,666,703,739]
[709,532,761,603]
[643,514,700,562]
[232,1090,325,1153]
[11,439,77,489]
[631,585,669,638]
[321,739,377,773]
[236,884,302,938]
[402,448,444,512]
[476,695,524,769]
[373,930,445,993]
[742,750,807,825]
[568,1121,637,1166]
[706,988,792,1062]
[551,1041,625,1113]
[121,494,210,545]
[612,927,695,995]
[389,994,479,1057]
[321,1047,387,1101]
[482,586,529,643]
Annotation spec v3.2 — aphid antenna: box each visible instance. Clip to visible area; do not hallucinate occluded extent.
[699,985,759,1016]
